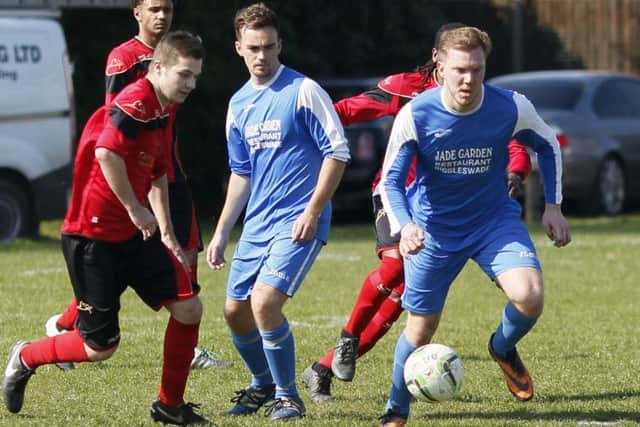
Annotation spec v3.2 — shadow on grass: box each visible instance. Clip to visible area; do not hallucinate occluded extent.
[459,351,591,363]
[541,389,640,403]
[323,404,640,425]
[421,408,640,423]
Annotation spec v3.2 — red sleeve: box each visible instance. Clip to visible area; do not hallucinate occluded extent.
[334,72,433,128]
[507,139,532,178]
[334,88,401,126]
[105,48,125,106]
[96,116,131,158]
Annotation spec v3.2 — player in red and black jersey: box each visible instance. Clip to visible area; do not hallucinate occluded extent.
[301,23,533,402]
[2,32,211,425]
[105,37,155,105]
[47,0,227,370]
[105,0,169,104]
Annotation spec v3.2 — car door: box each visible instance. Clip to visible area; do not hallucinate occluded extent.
[592,77,640,200]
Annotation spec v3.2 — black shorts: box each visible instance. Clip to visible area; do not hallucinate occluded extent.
[61,232,199,349]
[373,195,400,257]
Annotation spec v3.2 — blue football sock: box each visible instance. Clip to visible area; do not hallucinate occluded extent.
[385,332,416,417]
[260,319,297,398]
[492,302,538,357]
[231,329,273,387]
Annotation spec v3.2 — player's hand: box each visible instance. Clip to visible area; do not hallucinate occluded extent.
[507,172,524,198]
[206,234,228,270]
[161,233,191,272]
[541,204,571,247]
[129,205,158,240]
[399,222,425,257]
[291,211,318,243]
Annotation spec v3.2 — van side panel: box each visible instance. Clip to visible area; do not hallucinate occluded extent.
[0,16,73,231]
[0,18,70,116]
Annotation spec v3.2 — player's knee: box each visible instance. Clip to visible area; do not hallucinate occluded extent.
[250,297,283,326]
[498,267,544,317]
[224,299,250,327]
[522,290,544,318]
[513,281,544,318]
[86,342,119,361]
[78,310,121,356]
[406,314,440,345]
[168,296,203,325]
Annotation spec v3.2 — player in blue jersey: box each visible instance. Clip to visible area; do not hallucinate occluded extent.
[376,26,571,426]
[205,3,350,421]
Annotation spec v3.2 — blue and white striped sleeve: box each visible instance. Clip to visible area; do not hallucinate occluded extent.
[379,104,418,236]
[512,92,563,204]
[225,105,251,176]
[297,78,350,163]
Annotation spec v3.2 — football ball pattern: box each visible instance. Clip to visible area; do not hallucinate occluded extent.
[403,343,464,402]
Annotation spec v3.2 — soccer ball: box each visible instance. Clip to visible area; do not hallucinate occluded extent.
[403,343,464,402]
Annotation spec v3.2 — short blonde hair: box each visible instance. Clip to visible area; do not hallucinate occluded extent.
[438,26,492,58]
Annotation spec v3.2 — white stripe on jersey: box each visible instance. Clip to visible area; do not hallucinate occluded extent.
[379,103,418,236]
[512,92,563,204]
[297,78,350,163]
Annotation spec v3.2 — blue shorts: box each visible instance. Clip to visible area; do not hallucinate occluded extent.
[402,218,541,315]
[226,234,323,301]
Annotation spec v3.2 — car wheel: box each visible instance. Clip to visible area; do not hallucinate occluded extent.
[0,179,30,242]
[595,157,625,215]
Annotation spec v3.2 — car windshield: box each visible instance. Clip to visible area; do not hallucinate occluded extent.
[491,78,584,110]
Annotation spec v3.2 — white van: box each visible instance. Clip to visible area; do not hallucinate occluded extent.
[0,10,75,241]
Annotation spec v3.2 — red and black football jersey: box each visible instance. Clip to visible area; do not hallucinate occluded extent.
[63,79,171,242]
[100,37,199,249]
[105,37,154,106]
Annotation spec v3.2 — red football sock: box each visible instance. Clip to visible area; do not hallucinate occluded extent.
[57,298,79,331]
[343,256,403,336]
[358,292,404,357]
[20,330,89,369]
[317,348,335,370]
[158,316,199,407]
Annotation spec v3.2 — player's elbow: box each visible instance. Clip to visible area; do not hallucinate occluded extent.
[95,147,118,164]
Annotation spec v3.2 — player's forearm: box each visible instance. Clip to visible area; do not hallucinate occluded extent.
[304,157,346,218]
[95,147,143,213]
[380,184,413,236]
[148,176,174,237]
[379,143,415,235]
[535,139,563,205]
[214,173,251,238]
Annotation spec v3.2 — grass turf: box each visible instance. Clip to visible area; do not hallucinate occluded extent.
[0,215,638,426]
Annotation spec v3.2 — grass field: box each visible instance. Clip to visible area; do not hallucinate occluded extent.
[0,215,639,426]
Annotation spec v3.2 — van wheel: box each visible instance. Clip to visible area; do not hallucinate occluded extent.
[0,180,30,242]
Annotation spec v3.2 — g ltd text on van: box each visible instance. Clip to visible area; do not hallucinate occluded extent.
[0,12,75,241]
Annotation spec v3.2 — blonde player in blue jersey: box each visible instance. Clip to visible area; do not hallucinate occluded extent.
[376,26,571,426]
[205,3,350,421]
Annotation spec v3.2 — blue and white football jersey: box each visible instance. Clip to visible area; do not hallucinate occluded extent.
[226,65,350,243]
[379,84,563,250]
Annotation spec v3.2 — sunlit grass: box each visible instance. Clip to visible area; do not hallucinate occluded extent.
[0,215,639,426]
